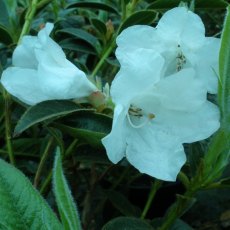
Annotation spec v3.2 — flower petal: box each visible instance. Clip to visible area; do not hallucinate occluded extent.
[154,68,207,112]
[102,105,127,163]
[116,25,157,51]
[126,124,186,181]
[157,7,205,49]
[112,48,164,105]
[185,37,220,94]
[37,51,97,99]
[1,67,49,105]
[155,101,220,143]
[13,36,39,69]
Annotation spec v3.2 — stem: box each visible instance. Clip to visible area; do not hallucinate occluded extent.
[18,0,39,43]
[141,180,162,219]
[40,170,52,195]
[3,90,15,165]
[90,40,116,79]
[34,137,54,188]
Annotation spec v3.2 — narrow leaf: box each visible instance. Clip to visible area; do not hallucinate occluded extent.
[0,158,63,229]
[53,148,82,230]
[119,10,157,33]
[66,2,118,14]
[14,100,89,135]
[102,217,153,230]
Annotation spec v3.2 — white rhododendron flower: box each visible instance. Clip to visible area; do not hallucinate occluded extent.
[102,24,220,181]
[1,23,97,105]
[116,7,220,93]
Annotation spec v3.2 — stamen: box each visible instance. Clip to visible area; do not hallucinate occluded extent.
[127,113,150,128]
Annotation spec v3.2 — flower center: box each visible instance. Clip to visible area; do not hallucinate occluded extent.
[127,104,155,129]
[176,45,186,72]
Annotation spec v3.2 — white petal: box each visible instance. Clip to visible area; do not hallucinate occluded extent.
[37,23,54,44]
[157,7,205,48]
[156,101,220,143]
[37,51,96,99]
[154,68,207,112]
[186,37,220,94]
[126,124,186,181]
[102,105,127,163]
[13,36,39,69]
[111,48,164,105]
[116,25,157,51]
[1,67,49,105]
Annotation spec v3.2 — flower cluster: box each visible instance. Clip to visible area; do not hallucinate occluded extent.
[102,7,220,181]
[0,7,220,181]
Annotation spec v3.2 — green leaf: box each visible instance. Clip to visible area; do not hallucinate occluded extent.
[0,158,63,229]
[148,0,227,10]
[53,148,82,230]
[91,18,107,36]
[102,217,153,230]
[219,5,230,128]
[203,5,230,182]
[106,190,141,217]
[57,28,101,52]
[119,10,157,33]
[60,38,97,55]
[66,2,119,14]
[14,100,88,135]
[0,24,13,44]
[54,112,112,147]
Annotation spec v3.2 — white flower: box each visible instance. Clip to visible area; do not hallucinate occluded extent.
[116,7,220,94]
[1,23,97,105]
[102,48,220,181]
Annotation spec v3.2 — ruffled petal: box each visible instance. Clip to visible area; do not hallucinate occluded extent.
[116,25,157,51]
[13,36,39,69]
[1,67,49,105]
[126,124,186,181]
[157,7,205,49]
[155,101,220,143]
[102,105,127,163]
[37,50,96,99]
[111,48,164,105]
[185,37,220,94]
[154,68,207,112]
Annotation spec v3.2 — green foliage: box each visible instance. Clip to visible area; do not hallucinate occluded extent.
[53,148,82,230]
[0,158,63,230]
[14,100,90,135]
[102,217,153,230]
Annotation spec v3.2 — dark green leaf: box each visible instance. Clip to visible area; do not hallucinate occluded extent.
[0,158,63,229]
[59,38,97,55]
[54,112,112,147]
[14,100,88,135]
[119,10,157,33]
[66,2,119,14]
[106,190,141,217]
[91,18,107,36]
[102,217,153,230]
[148,0,227,10]
[0,25,13,44]
[53,148,82,230]
[57,28,100,52]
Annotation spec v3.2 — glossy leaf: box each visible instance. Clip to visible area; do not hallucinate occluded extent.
[148,0,227,10]
[66,2,119,14]
[91,18,107,36]
[53,148,82,230]
[14,100,88,135]
[119,10,157,33]
[54,112,112,147]
[0,158,63,229]
[0,25,13,44]
[102,217,153,230]
[57,28,101,52]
